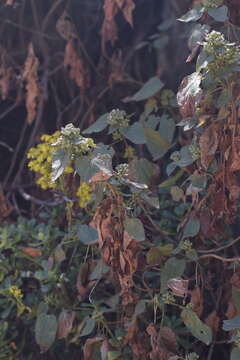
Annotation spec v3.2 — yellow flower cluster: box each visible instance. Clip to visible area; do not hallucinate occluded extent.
[27,131,73,190]
[76,182,91,208]
[8,286,23,300]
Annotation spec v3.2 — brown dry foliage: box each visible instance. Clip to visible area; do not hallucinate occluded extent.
[64,40,89,89]
[22,43,40,125]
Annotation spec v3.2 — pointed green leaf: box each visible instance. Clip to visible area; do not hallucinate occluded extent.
[178,5,205,22]
[127,76,164,102]
[124,217,145,242]
[183,216,200,239]
[83,113,108,134]
[181,308,212,345]
[77,225,99,245]
[144,128,170,160]
[231,348,240,360]
[35,313,57,352]
[52,148,69,182]
[122,122,145,144]
[208,5,228,22]
[161,257,186,292]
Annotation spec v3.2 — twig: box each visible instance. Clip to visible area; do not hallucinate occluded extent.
[198,236,240,254]
[199,254,240,263]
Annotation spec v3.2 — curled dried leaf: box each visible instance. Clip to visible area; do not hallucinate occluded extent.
[57,310,75,339]
[64,40,89,89]
[22,43,40,124]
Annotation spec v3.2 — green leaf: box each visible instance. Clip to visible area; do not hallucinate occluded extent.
[134,300,147,317]
[144,128,170,160]
[183,216,200,239]
[54,245,66,263]
[147,244,173,265]
[208,5,228,22]
[178,5,205,22]
[83,113,108,134]
[159,115,175,143]
[91,153,113,176]
[233,288,240,313]
[35,313,57,352]
[231,348,240,360]
[89,259,109,281]
[127,76,164,102]
[129,158,159,186]
[160,257,186,292]
[124,217,145,242]
[80,317,96,337]
[181,308,212,345]
[122,122,145,144]
[175,146,195,167]
[140,192,160,209]
[75,156,99,182]
[188,24,210,51]
[196,49,214,72]
[51,148,69,182]
[107,351,122,360]
[77,225,99,245]
[222,316,240,331]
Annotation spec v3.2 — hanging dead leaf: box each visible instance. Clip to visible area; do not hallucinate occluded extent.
[147,323,176,360]
[101,0,118,45]
[199,125,219,169]
[22,43,40,125]
[20,247,42,258]
[0,46,12,100]
[189,287,203,317]
[57,310,75,339]
[115,0,135,26]
[159,327,177,353]
[205,311,220,333]
[83,337,103,360]
[64,40,89,89]
[0,184,12,220]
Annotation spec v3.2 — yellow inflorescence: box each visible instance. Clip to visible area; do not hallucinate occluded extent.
[76,182,91,208]
[27,131,73,190]
[8,286,23,300]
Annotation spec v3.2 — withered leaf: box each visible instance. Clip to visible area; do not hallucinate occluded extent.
[20,247,42,258]
[57,309,75,339]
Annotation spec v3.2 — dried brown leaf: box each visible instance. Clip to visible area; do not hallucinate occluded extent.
[159,327,177,353]
[189,287,203,317]
[83,337,103,360]
[22,43,40,124]
[116,0,136,25]
[64,40,89,89]
[20,247,42,258]
[199,125,219,169]
[205,311,220,333]
[57,310,75,339]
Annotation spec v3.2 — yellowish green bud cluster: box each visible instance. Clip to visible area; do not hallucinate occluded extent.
[53,123,96,156]
[107,109,130,128]
[186,353,199,360]
[116,163,129,177]
[112,130,124,141]
[162,291,175,305]
[170,151,181,162]
[189,143,201,161]
[181,240,193,252]
[8,286,23,300]
[28,131,63,190]
[203,31,240,75]
[161,89,175,107]
[203,0,224,9]
[76,182,91,208]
